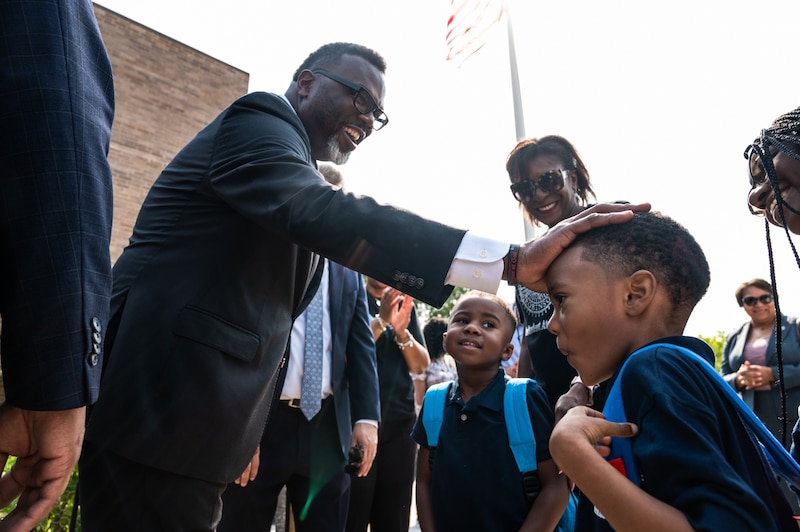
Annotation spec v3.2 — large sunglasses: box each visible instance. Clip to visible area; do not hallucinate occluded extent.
[742,294,773,307]
[312,69,389,130]
[509,169,568,202]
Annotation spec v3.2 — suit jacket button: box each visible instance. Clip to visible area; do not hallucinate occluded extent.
[92,317,102,332]
[92,343,101,355]
[89,353,99,366]
[93,332,102,344]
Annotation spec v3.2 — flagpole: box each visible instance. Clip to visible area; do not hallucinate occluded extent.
[502,1,535,240]
[504,1,525,141]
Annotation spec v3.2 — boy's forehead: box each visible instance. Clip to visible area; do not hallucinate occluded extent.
[547,247,585,281]
[451,296,516,331]
[546,246,610,291]
[451,296,503,317]
[454,295,489,310]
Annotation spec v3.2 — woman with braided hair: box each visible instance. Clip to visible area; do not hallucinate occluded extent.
[747,106,800,234]
[745,107,800,492]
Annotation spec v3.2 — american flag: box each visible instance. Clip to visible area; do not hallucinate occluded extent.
[445,0,504,67]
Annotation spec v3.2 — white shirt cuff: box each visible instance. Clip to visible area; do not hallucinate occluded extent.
[355,419,379,428]
[445,232,509,294]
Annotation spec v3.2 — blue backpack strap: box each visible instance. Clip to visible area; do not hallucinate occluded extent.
[504,378,538,473]
[421,381,453,447]
[504,378,577,532]
[603,353,642,485]
[604,342,800,492]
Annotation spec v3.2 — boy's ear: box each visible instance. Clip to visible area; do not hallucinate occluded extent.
[501,342,515,362]
[625,270,657,316]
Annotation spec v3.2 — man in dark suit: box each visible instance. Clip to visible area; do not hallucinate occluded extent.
[218,256,379,532]
[0,1,114,530]
[78,41,645,530]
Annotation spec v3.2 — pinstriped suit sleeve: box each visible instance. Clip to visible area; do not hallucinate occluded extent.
[0,0,114,410]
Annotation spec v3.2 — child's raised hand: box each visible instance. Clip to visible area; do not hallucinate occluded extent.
[551,406,638,458]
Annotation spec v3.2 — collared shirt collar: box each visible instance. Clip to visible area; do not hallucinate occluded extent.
[449,369,507,413]
[277,93,297,116]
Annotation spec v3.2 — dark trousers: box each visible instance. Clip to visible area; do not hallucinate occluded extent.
[78,441,226,531]
[219,397,350,532]
[346,416,417,532]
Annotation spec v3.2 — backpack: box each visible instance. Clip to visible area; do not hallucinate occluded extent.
[422,378,577,532]
[603,342,800,526]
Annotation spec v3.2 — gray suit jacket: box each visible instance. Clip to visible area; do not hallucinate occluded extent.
[85,92,464,482]
[721,315,800,442]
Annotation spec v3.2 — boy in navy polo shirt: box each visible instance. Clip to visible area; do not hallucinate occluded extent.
[547,212,796,531]
[412,291,569,531]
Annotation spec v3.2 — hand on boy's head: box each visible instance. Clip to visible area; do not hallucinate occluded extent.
[515,202,651,292]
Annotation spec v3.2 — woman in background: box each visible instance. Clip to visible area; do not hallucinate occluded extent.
[506,136,596,410]
[720,278,800,513]
[721,279,800,440]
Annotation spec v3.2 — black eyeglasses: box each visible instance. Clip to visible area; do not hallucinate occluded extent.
[509,169,568,202]
[312,70,388,131]
[742,294,773,307]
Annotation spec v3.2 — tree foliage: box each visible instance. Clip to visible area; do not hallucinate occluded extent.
[414,286,470,324]
[1,458,80,531]
[698,330,727,370]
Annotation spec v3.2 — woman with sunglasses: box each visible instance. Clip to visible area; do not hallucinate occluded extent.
[505,136,597,413]
[719,278,800,512]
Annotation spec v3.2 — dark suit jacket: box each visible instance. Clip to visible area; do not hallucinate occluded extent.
[316,261,379,461]
[85,92,464,482]
[0,0,114,410]
[721,315,800,441]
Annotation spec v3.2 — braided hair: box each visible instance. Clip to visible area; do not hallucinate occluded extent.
[746,107,800,219]
[744,106,800,444]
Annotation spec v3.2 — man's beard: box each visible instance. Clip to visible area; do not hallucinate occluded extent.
[326,135,351,165]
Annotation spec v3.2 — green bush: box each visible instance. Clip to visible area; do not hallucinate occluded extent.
[1,457,80,531]
[698,330,726,371]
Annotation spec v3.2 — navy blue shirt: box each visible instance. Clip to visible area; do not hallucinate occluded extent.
[412,370,554,530]
[577,336,796,531]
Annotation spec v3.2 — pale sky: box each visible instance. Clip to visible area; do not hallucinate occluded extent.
[96,0,800,338]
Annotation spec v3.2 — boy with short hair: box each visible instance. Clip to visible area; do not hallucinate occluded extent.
[412,291,569,531]
[547,211,797,531]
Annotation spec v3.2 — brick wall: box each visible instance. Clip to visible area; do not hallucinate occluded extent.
[95,4,250,262]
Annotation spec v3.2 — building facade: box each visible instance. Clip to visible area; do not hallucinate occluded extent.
[95,4,250,261]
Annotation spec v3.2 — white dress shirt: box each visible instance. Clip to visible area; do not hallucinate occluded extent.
[282,260,333,401]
